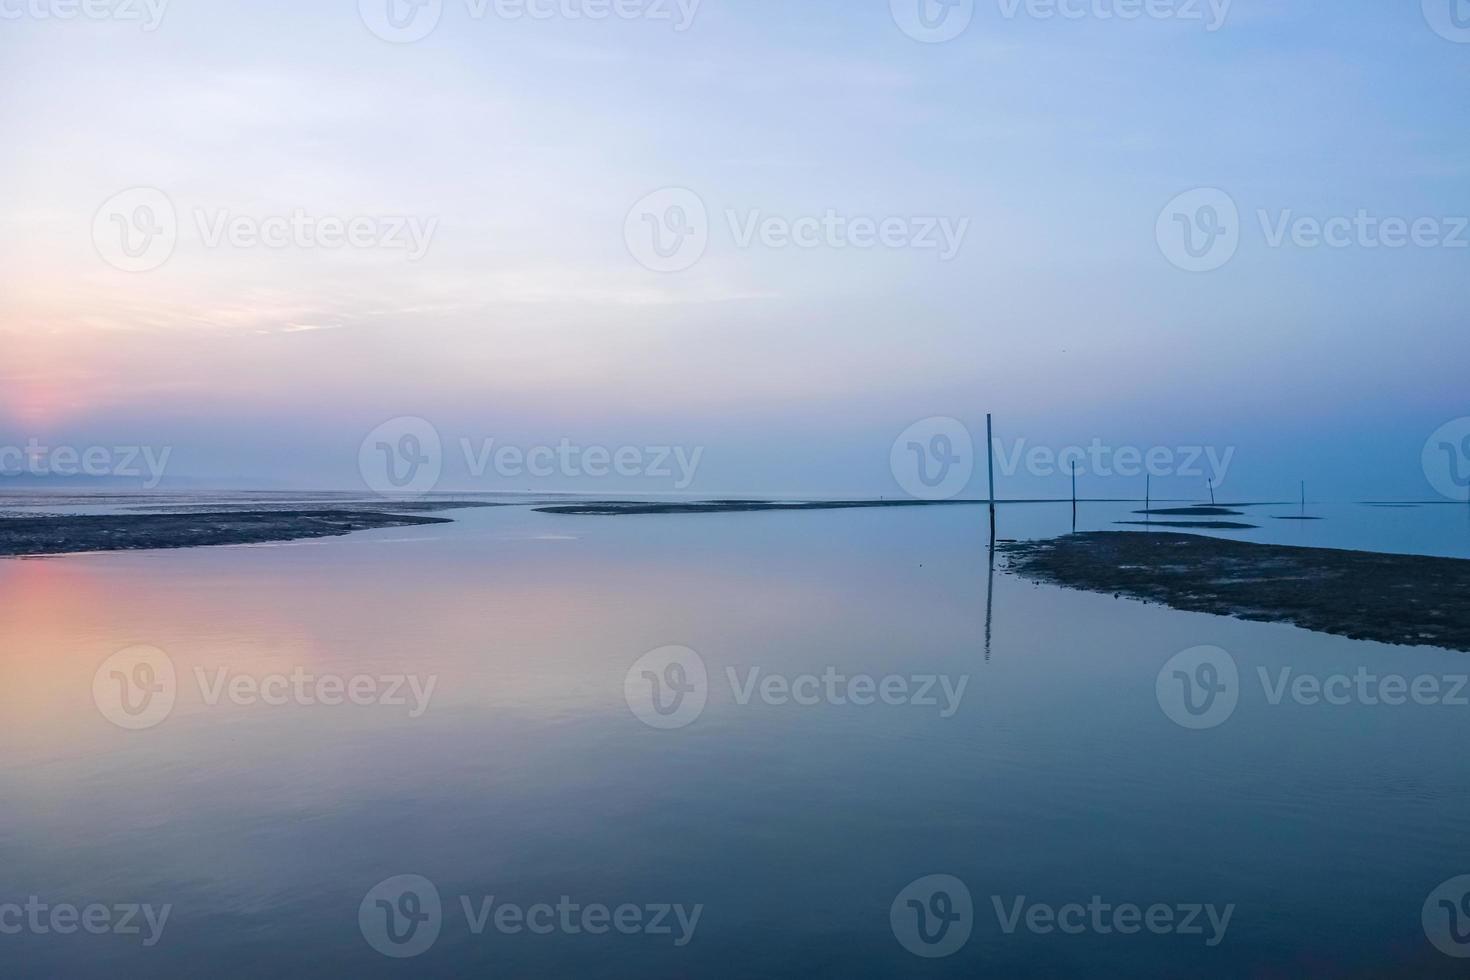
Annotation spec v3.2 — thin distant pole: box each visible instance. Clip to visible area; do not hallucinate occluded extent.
[986,414,996,537]
[1071,459,1077,529]
[1145,473,1150,510]
[1208,478,1215,505]
[1300,480,1305,515]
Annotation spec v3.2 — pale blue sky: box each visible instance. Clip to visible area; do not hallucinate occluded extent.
[1,0,1467,498]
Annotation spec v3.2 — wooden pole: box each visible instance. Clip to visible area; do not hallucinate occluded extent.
[986,413,996,536]
[1071,459,1077,529]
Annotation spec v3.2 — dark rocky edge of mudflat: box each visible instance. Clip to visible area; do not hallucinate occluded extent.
[999,531,1470,652]
[0,510,454,558]
[121,499,508,514]
[535,499,982,515]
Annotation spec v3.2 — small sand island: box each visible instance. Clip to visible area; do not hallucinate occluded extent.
[1000,532,1470,652]
[0,510,455,558]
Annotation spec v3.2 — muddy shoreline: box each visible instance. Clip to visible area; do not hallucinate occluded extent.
[999,531,1470,652]
[534,499,986,515]
[0,510,454,558]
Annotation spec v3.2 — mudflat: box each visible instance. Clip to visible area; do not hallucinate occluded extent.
[0,510,453,558]
[999,531,1470,652]
[535,499,979,515]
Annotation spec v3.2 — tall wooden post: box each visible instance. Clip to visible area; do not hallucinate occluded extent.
[1071,459,1077,529]
[986,413,996,537]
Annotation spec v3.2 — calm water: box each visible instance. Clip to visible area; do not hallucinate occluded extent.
[2,499,1468,976]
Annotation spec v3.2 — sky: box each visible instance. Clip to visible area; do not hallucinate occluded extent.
[1,0,1468,500]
